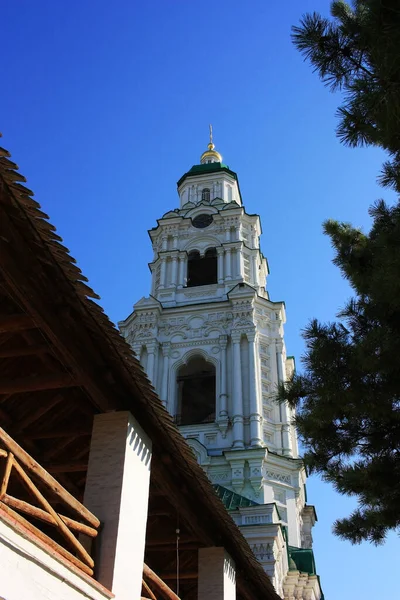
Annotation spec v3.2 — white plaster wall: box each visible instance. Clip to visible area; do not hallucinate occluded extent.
[0,517,111,600]
[178,172,240,207]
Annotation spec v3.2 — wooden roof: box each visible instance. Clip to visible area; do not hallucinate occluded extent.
[0,136,280,600]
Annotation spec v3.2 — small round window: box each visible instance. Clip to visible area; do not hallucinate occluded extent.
[192,214,213,229]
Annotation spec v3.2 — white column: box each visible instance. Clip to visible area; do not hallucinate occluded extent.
[251,253,258,287]
[219,335,228,417]
[231,331,244,448]
[84,412,152,600]
[177,253,186,288]
[236,224,241,242]
[172,234,178,250]
[161,342,170,407]
[159,257,167,289]
[276,341,292,456]
[236,245,244,279]
[225,247,232,280]
[217,246,224,284]
[247,331,262,447]
[170,252,178,287]
[161,236,168,251]
[251,226,257,248]
[198,548,236,600]
[225,227,231,242]
[146,341,157,383]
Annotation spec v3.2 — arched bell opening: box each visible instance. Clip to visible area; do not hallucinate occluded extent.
[175,356,216,426]
[187,247,217,287]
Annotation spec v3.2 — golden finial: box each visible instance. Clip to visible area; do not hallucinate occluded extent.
[208,124,214,150]
[200,124,222,164]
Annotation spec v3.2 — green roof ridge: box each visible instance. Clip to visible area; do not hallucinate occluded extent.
[213,484,258,510]
[177,162,238,187]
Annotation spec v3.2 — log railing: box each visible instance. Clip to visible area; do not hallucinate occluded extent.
[0,427,100,576]
[142,563,181,600]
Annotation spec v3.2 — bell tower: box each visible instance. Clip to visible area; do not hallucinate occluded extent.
[119,133,322,599]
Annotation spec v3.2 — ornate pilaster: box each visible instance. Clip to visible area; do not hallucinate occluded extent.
[251,252,258,287]
[277,341,292,456]
[160,342,170,407]
[217,335,229,438]
[159,256,167,289]
[236,245,244,279]
[247,331,263,447]
[247,449,267,495]
[227,456,245,494]
[216,246,224,284]
[231,330,244,449]
[146,340,158,383]
[177,252,186,288]
[170,251,179,287]
[225,247,232,280]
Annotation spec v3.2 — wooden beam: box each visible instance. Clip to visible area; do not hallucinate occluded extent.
[0,427,99,528]
[146,537,197,547]
[0,373,82,394]
[0,314,36,334]
[15,394,64,432]
[142,579,157,600]
[46,462,88,474]
[148,509,173,517]
[143,563,181,600]
[2,494,98,537]
[0,406,82,500]
[25,427,91,440]
[12,457,94,568]
[0,452,13,498]
[159,573,197,580]
[0,343,49,358]
[42,436,76,460]
[146,543,200,552]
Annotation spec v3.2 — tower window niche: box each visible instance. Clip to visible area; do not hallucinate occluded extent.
[176,356,216,425]
[201,187,210,202]
[187,248,217,287]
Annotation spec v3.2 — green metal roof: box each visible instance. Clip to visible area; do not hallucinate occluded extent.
[288,547,325,600]
[288,547,316,575]
[177,162,238,187]
[213,484,258,510]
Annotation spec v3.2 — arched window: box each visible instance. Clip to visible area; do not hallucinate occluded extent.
[175,356,216,425]
[201,188,211,202]
[187,247,217,287]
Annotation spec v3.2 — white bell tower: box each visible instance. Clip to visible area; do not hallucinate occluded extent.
[119,133,322,599]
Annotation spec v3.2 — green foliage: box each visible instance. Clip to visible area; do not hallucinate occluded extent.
[278,201,400,543]
[292,0,400,192]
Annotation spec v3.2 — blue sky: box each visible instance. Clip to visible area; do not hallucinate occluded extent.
[2,1,397,598]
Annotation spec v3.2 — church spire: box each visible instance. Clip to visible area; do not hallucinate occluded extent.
[200,124,223,164]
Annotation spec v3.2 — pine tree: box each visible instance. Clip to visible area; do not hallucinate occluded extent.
[279,202,400,544]
[279,0,400,544]
[292,0,400,192]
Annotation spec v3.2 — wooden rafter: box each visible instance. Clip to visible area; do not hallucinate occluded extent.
[0,373,81,395]
[0,314,36,334]
[25,427,91,440]
[15,394,64,432]
[0,343,49,358]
